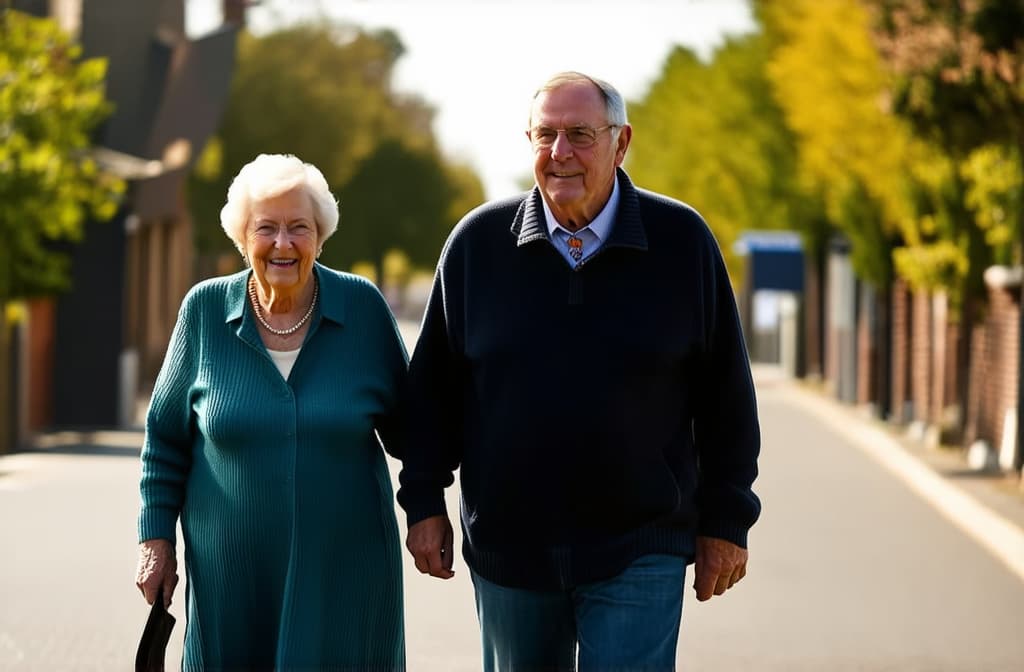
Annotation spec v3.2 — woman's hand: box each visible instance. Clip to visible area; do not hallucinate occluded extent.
[135,539,179,609]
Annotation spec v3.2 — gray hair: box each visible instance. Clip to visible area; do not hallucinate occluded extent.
[530,71,629,131]
[220,153,339,258]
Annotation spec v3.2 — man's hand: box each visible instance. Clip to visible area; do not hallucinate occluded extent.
[406,514,455,579]
[693,536,747,602]
[135,539,179,609]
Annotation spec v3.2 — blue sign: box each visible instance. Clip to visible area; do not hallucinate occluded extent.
[735,231,804,292]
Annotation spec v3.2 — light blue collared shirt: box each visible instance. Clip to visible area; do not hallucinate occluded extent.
[542,178,621,268]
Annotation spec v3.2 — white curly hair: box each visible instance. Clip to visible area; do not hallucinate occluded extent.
[220,153,339,259]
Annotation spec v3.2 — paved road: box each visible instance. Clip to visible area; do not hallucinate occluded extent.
[679,379,1024,671]
[2,359,1023,670]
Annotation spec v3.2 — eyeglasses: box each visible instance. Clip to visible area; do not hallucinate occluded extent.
[528,124,619,149]
[252,221,315,239]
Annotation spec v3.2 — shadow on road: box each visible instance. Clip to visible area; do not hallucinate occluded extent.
[25,444,140,458]
[26,430,144,458]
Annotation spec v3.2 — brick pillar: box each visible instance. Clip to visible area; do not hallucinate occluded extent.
[27,298,55,431]
[857,284,876,407]
[890,279,910,424]
[979,268,1021,458]
[944,320,960,425]
[911,290,932,423]
[929,292,948,428]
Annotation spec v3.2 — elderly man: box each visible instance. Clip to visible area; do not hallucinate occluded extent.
[399,71,761,671]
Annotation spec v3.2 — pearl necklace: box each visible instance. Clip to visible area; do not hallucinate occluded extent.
[248,276,318,336]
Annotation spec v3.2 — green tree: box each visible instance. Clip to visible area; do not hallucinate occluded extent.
[0,9,124,301]
[443,160,487,234]
[188,22,482,283]
[628,34,819,278]
[864,0,1024,287]
[758,0,924,288]
[863,0,1024,445]
[755,0,940,402]
[333,139,452,282]
[960,143,1021,266]
[0,9,124,454]
[867,0,1024,160]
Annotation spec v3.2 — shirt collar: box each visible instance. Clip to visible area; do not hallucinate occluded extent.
[514,168,648,252]
[541,176,620,244]
[224,263,344,327]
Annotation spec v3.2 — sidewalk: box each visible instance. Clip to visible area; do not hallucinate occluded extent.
[754,364,1024,583]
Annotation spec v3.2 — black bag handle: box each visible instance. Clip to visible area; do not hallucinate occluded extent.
[135,586,176,672]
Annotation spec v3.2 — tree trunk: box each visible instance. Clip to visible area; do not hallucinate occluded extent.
[803,243,825,380]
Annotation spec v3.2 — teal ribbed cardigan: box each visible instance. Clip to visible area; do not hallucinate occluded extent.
[138,264,408,671]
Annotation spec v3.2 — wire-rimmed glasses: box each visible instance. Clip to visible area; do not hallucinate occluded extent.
[528,124,619,149]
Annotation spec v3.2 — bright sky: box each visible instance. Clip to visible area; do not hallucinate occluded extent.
[187,0,755,200]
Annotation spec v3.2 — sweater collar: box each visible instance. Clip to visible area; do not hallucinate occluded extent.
[541,176,619,245]
[224,263,344,327]
[513,168,648,251]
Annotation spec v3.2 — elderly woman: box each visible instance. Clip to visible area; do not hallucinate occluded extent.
[135,153,407,671]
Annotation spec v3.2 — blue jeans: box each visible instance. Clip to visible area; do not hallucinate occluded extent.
[471,554,687,672]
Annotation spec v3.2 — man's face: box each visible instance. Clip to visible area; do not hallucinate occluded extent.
[528,81,631,229]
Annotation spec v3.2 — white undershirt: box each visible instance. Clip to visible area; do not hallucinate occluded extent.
[267,347,301,380]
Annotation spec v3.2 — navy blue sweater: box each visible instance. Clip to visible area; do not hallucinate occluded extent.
[398,170,760,590]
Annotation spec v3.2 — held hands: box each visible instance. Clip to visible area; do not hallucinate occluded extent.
[135,539,179,609]
[693,536,748,602]
[406,514,455,579]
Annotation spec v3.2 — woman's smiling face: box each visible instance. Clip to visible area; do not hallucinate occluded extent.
[245,187,319,294]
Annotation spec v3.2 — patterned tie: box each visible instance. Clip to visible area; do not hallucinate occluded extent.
[567,232,584,263]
